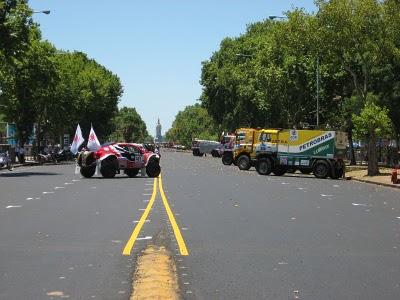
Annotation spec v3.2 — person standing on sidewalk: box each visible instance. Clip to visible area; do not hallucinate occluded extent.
[19,145,25,164]
[15,145,20,163]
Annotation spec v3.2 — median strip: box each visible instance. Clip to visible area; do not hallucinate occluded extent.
[130,245,179,300]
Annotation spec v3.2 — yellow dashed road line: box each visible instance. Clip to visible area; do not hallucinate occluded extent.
[123,174,189,256]
[159,174,189,256]
[123,177,158,256]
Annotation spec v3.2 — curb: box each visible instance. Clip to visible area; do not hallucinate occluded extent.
[12,162,40,168]
[349,177,400,190]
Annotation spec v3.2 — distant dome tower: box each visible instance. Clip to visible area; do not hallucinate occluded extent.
[156,118,162,143]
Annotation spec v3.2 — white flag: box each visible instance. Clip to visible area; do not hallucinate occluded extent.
[87,124,101,151]
[70,124,84,155]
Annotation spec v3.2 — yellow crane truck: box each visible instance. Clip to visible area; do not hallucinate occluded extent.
[253,129,347,179]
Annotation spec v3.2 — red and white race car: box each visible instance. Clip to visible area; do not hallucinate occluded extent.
[77,143,161,178]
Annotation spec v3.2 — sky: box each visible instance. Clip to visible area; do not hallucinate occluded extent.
[30,0,316,137]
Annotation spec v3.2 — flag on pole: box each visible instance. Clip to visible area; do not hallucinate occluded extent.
[70,124,84,155]
[87,124,101,151]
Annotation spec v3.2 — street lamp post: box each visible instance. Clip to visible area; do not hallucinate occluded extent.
[33,10,51,15]
[268,15,286,20]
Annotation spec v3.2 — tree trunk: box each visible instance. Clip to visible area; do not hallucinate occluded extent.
[367,132,379,176]
[347,123,356,165]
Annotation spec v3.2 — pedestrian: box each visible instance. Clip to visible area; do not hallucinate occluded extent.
[19,145,25,164]
[15,145,19,163]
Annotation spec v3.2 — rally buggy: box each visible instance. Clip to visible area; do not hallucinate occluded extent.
[77,143,161,178]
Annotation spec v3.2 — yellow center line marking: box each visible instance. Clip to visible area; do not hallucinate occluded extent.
[122,178,157,256]
[159,174,189,256]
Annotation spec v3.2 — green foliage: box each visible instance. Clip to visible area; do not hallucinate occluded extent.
[352,98,392,140]
[109,107,149,143]
[200,8,353,131]
[166,104,218,147]
[53,51,123,140]
[0,0,33,60]
[0,1,123,145]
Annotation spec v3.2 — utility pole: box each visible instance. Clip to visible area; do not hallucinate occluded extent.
[316,57,320,128]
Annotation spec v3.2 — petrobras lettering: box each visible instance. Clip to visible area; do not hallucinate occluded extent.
[299,132,333,152]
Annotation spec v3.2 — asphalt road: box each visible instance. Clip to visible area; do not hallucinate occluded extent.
[1,152,400,299]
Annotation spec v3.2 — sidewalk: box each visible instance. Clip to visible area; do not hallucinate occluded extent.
[346,167,400,190]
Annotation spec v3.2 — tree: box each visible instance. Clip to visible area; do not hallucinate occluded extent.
[353,99,392,175]
[1,29,58,146]
[0,0,34,112]
[53,51,123,141]
[166,104,218,147]
[110,107,149,142]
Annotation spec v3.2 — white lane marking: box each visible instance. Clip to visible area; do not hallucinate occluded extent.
[182,273,188,276]
[281,182,290,185]
[297,187,304,190]
[59,277,66,279]
[142,193,152,196]
[136,236,152,241]
[133,220,150,223]
[54,187,65,190]
[26,197,33,201]
[144,188,152,191]
[333,184,340,188]
[320,194,333,197]
[42,191,54,194]
[64,182,73,185]
[396,217,400,219]
[111,240,122,244]
[138,208,145,211]
[352,203,368,207]
[181,227,188,231]
[183,282,190,285]
[143,200,150,202]
[35,197,40,200]
[145,183,153,186]
[72,179,80,182]
[6,205,22,208]
[186,291,193,294]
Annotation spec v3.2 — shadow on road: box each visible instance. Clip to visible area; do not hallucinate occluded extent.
[83,176,151,180]
[239,169,344,181]
[0,171,61,177]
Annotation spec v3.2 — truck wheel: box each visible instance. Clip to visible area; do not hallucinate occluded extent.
[313,161,329,179]
[256,158,272,175]
[222,153,233,165]
[80,166,96,178]
[330,161,344,179]
[100,157,118,178]
[211,150,220,158]
[300,169,312,175]
[125,169,139,178]
[192,149,199,156]
[237,155,251,170]
[146,162,161,178]
[272,165,286,176]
